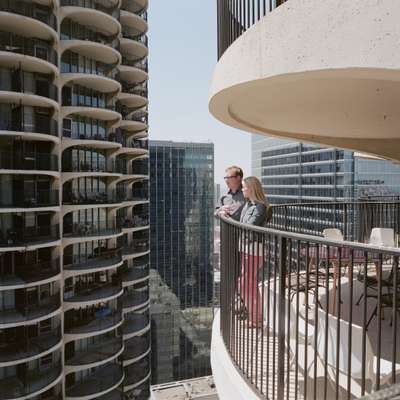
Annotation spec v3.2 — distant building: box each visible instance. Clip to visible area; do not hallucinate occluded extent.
[252,135,400,204]
[214,183,221,207]
[150,141,214,384]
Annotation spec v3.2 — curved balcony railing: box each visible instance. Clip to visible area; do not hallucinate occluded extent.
[217,0,287,59]
[0,224,60,247]
[121,57,148,71]
[62,159,121,174]
[0,258,60,287]
[122,313,149,336]
[0,0,57,31]
[122,289,149,309]
[65,306,122,335]
[0,69,58,101]
[66,336,123,367]
[120,82,148,97]
[0,293,60,325]
[124,357,149,386]
[0,189,59,208]
[122,30,148,47]
[63,189,120,205]
[122,264,149,284]
[0,151,58,171]
[218,199,400,400]
[63,129,122,144]
[63,220,119,238]
[0,31,58,66]
[60,25,119,49]
[122,239,149,255]
[0,108,58,136]
[117,214,149,230]
[65,363,123,398]
[124,334,150,360]
[0,326,61,364]
[60,0,120,19]
[64,247,122,272]
[131,187,148,201]
[121,0,147,17]
[0,361,62,400]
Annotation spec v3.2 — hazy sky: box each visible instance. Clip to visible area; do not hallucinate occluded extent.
[147,0,251,186]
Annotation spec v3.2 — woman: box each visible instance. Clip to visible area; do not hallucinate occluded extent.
[238,176,270,328]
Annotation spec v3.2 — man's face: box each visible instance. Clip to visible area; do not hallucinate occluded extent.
[224,170,241,191]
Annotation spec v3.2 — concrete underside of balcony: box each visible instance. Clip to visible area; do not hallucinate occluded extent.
[209,0,400,163]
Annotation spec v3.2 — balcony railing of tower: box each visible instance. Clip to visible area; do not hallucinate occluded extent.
[0,0,57,31]
[63,220,119,237]
[60,0,120,19]
[121,57,148,71]
[0,223,60,247]
[0,151,58,171]
[0,31,58,66]
[121,81,148,97]
[0,189,59,208]
[63,189,122,205]
[117,213,149,229]
[121,0,148,18]
[218,199,400,400]
[63,247,122,270]
[217,0,287,59]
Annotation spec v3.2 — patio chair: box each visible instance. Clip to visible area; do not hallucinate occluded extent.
[355,228,395,307]
[316,307,400,397]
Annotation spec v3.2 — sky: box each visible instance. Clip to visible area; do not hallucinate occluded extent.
[147,0,251,186]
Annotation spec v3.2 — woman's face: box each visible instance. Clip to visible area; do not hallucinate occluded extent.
[242,182,251,199]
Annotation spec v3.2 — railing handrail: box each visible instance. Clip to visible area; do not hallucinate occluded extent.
[219,214,400,256]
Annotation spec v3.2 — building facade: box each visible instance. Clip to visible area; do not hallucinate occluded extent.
[0,1,150,399]
[149,141,214,384]
[252,134,400,204]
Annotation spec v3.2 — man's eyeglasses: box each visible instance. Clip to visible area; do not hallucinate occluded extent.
[224,175,238,180]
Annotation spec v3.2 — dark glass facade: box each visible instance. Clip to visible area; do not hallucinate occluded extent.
[149,141,214,384]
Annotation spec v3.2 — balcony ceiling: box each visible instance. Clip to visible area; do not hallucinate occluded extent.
[209,0,400,163]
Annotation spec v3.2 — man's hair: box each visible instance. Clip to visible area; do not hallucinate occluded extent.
[225,166,243,179]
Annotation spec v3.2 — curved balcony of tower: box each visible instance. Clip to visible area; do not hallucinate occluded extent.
[64,297,122,341]
[120,254,149,287]
[64,330,123,375]
[122,281,149,314]
[63,240,123,278]
[0,351,63,400]
[0,281,62,329]
[123,354,150,393]
[122,330,150,367]
[65,361,124,400]
[122,307,150,340]
[0,316,62,367]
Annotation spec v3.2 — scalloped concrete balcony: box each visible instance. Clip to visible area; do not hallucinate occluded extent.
[209,0,400,163]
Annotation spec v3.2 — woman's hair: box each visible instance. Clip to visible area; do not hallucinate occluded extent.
[243,176,269,206]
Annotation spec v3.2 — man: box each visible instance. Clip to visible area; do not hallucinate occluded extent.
[216,165,245,221]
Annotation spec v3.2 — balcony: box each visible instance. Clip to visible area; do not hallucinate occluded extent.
[65,363,123,399]
[60,0,120,19]
[0,258,60,288]
[117,214,149,230]
[0,189,59,209]
[120,57,148,72]
[122,264,149,286]
[0,107,58,137]
[64,248,122,274]
[124,356,150,388]
[0,0,57,32]
[63,220,120,238]
[0,293,61,327]
[122,239,149,255]
[211,0,400,162]
[0,31,58,68]
[0,326,62,365]
[122,312,149,337]
[0,223,60,248]
[122,289,149,310]
[62,158,121,174]
[0,362,62,400]
[65,306,122,336]
[124,334,150,362]
[121,0,148,16]
[131,186,148,201]
[63,189,120,205]
[66,336,123,368]
[0,151,58,172]
[214,200,400,400]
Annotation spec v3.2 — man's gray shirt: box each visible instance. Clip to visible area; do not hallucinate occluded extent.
[217,189,245,221]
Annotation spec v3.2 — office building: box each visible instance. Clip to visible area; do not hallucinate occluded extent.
[0,1,150,399]
[252,135,400,204]
[149,141,214,384]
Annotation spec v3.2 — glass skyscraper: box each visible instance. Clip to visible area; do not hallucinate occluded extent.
[149,141,214,384]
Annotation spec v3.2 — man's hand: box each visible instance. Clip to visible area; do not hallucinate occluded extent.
[219,205,233,216]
